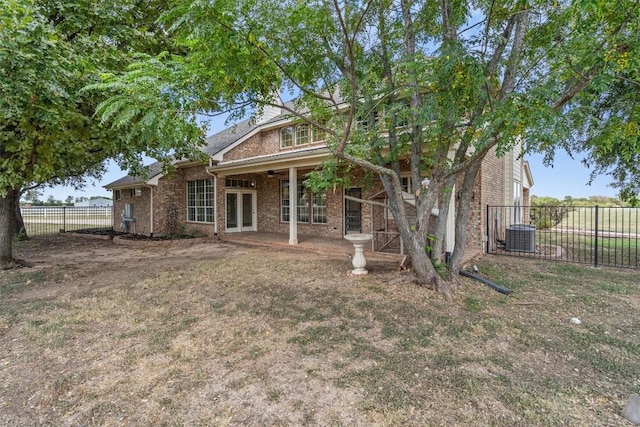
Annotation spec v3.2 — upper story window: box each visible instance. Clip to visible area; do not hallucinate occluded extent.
[115,190,122,200]
[358,109,380,130]
[295,124,309,146]
[131,188,142,197]
[280,123,326,148]
[312,125,327,143]
[357,99,412,131]
[280,126,293,148]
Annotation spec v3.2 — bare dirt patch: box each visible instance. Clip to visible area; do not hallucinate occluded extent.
[1,235,638,426]
[10,234,225,295]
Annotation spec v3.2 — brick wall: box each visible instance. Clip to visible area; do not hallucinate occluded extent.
[223,129,278,161]
[215,169,345,238]
[478,146,506,252]
[111,187,152,235]
[110,146,514,259]
[223,127,328,162]
[134,164,217,237]
[461,173,484,253]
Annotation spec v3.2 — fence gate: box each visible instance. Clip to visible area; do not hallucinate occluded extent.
[487,205,640,269]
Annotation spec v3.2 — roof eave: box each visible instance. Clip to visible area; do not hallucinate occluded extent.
[207,149,331,176]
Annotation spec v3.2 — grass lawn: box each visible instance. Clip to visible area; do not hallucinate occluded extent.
[1,236,638,426]
[535,230,640,268]
[563,207,640,234]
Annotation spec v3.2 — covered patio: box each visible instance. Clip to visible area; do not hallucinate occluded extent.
[219,231,406,264]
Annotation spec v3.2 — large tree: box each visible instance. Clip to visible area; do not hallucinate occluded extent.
[0,0,204,268]
[96,0,639,293]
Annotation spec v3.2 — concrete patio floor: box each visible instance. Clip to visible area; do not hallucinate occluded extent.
[219,231,406,264]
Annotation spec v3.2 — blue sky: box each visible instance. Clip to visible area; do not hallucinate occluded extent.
[525,151,617,200]
[40,142,620,202]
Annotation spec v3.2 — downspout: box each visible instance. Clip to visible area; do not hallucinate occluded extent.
[205,166,218,236]
[445,185,455,262]
[445,147,456,262]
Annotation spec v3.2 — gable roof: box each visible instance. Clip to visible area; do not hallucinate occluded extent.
[104,161,164,189]
[104,111,289,189]
[203,102,299,160]
[202,117,262,157]
[104,97,339,189]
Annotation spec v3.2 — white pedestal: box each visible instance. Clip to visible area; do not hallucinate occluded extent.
[344,233,373,275]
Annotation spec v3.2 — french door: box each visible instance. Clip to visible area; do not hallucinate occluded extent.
[225,190,256,232]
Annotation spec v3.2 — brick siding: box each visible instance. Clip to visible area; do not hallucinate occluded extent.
[224,126,330,162]
[111,188,152,235]
[478,146,507,252]
[110,126,523,258]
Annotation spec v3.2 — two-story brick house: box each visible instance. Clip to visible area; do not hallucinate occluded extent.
[105,105,533,257]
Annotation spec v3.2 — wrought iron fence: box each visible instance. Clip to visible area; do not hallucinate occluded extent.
[487,205,640,269]
[20,206,114,236]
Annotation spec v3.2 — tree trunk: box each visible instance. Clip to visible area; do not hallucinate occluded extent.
[448,160,482,278]
[410,236,451,296]
[0,193,16,269]
[10,189,27,240]
[379,173,451,296]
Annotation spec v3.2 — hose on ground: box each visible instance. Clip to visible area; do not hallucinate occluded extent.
[459,269,512,295]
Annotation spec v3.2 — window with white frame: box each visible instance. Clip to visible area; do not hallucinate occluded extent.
[280,123,323,148]
[280,126,293,148]
[187,179,214,223]
[357,108,380,130]
[296,179,309,222]
[401,176,411,193]
[312,193,327,224]
[281,180,291,222]
[312,125,327,143]
[225,178,256,188]
[131,188,142,197]
[295,124,309,146]
[401,176,432,197]
[513,180,522,223]
[115,190,122,200]
[280,178,327,224]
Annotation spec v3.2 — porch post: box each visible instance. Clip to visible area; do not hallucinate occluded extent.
[289,167,298,245]
[445,184,455,259]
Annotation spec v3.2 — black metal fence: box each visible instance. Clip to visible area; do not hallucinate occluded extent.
[487,205,640,269]
[20,206,114,236]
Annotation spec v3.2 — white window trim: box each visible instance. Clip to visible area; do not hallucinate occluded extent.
[295,123,310,146]
[280,178,327,224]
[280,126,293,148]
[280,123,326,148]
[186,179,215,223]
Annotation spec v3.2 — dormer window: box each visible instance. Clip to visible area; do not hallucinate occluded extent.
[312,124,327,143]
[280,126,293,148]
[295,124,309,146]
[280,123,325,148]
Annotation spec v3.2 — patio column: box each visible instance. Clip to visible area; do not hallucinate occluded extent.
[289,167,298,245]
[445,184,455,260]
